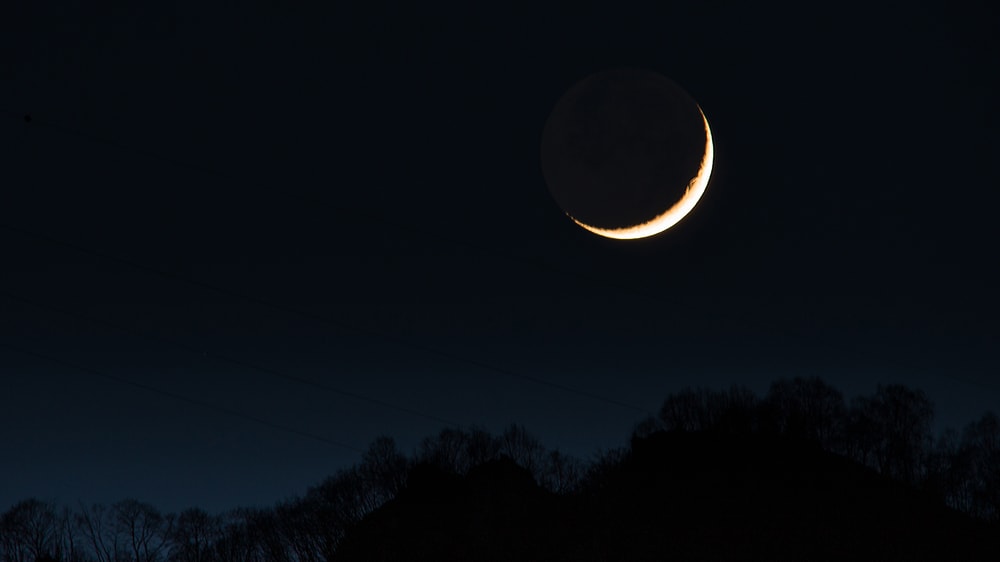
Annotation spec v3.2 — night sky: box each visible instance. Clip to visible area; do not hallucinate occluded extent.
[2,0,997,514]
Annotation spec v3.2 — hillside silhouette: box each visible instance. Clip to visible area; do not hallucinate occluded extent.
[332,458,571,561]
[333,431,998,561]
[3,377,998,561]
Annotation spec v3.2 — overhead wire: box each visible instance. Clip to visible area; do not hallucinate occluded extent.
[0,341,366,454]
[13,108,995,420]
[5,108,654,305]
[0,222,650,416]
[3,110,653,418]
[3,108,997,481]
[0,290,467,429]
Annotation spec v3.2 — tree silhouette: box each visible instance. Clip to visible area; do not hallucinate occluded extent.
[629,414,663,440]
[462,427,503,469]
[416,427,477,474]
[578,447,629,497]
[272,499,325,562]
[657,385,759,433]
[6,376,1000,561]
[712,385,759,433]
[415,424,550,482]
[207,508,263,562]
[759,376,848,450]
[73,500,173,562]
[56,505,87,562]
[0,498,60,562]
[537,449,585,495]
[112,499,172,562]
[657,387,709,431]
[497,423,546,477]
[168,508,220,562]
[357,436,409,508]
[956,411,1000,521]
[848,384,935,484]
[292,439,410,560]
[924,426,966,508]
[74,502,118,562]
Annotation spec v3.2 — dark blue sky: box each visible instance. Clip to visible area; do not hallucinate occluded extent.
[2,0,998,514]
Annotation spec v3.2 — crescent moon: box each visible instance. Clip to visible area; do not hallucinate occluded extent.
[568,106,714,240]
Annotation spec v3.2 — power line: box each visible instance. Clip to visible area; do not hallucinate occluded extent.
[0,341,366,454]
[0,222,650,416]
[923,371,1000,394]
[3,109,653,417]
[0,290,466,429]
[4,109,223,179]
[6,109,656,306]
[6,112,999,420]
[2,110,652,414]
[8,110,998,407]
[11,109,997,411]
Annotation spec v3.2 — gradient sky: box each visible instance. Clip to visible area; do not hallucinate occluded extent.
[2,0,997,514]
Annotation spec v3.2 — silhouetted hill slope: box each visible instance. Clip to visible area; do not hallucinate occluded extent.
[332,457,585,561]
[333,432,999,561]
[604,431,999,561]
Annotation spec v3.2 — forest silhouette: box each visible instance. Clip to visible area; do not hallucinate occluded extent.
[3,377,998,561]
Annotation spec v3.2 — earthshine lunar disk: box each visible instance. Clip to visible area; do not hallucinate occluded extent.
[540,68,714,240]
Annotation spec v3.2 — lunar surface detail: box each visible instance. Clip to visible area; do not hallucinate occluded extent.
[540,68,714,240]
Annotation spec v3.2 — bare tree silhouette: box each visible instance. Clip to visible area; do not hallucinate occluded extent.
[537,450,585,495]
[657,385,759,433]
[497,424,546,477]
[760,376,847,450]
[940,412,1000,521]
[113,500,172,562]
[416,427,477,474]
[167,508,221,562]
[74,502,116,562]
[207,508,263,562]
[6,377,999,561]
[357,436,409,508]
[848,384,935,484]
[0,498,60,562]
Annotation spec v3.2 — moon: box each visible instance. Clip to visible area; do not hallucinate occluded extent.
[540,68,714,240]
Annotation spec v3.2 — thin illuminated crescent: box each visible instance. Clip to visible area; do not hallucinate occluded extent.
[568,106,714,240]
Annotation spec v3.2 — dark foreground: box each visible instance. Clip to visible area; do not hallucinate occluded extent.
[334,431,999,561]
